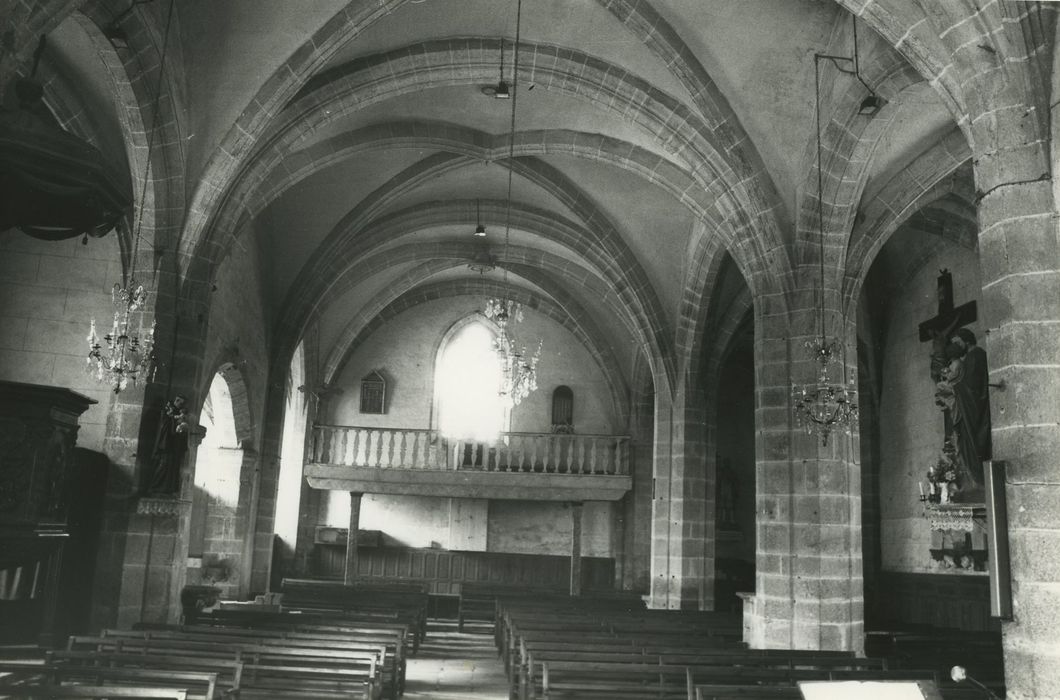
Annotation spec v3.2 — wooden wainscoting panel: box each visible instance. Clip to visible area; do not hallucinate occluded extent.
[313,544,616,593]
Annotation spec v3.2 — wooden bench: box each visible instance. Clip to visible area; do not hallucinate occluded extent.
[456,583,570,632]
[48,650,243,699]
[694,684,804,700]
[0,683,190,698]
[149,613,409,689]
[193,607,417,655]
[7,661,220,700]
[504,622,741,675]
[519,649,886,700]
[118,626,404,699]
[280,579,429,646]
[99,629,394,698]
[55,645,380,700]
[697,669,948,700]
[538,660,941,700]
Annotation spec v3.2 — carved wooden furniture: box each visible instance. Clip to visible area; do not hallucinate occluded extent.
[0,380,96,643]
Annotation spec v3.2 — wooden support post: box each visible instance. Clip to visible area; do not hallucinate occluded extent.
[344,492,363,585]
[570,501,583,596]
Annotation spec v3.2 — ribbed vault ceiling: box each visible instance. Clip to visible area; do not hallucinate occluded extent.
[48,0,964,395]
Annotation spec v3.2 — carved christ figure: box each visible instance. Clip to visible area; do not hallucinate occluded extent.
[922,270,989,500]
[947,328,992,484]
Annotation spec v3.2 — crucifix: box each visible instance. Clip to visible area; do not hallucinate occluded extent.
[919,269,988,501]
[918,269,977,343]
[298,382,342,414]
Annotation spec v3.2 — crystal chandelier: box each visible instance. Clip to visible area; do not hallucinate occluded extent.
[480,0,541,408]
[791,53,859,446]
[791,337,858,446]
[484,298,540,406]
[87,279,155,393]
[84,0,173,394]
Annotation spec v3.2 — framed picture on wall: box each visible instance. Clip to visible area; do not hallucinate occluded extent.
[360,370,386,414]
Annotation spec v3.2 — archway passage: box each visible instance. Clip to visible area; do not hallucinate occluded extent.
[274,341,309,577]
[188,369,248,597]
[713,321,755,613]
[857,191,1004,686]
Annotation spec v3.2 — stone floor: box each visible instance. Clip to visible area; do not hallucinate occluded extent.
[402,620,510,699]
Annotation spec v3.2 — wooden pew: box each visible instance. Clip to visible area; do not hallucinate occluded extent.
[519,649,885,700]
[116,626,403,699]
[161,613,409,671]
[11,662,219,700]
[279,579,429,646]
[144,617,406,697]
[502,617,741,674]
[55,644,380,700]
[192,607,415,657]
[94,629,395,699]
[694,685,802,700]
[48,650,243,699]
[0,683,190,698]
[537,660,941,700]
[456,583,574,632]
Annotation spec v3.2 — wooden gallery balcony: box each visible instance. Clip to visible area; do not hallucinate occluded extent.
[304,425,633,501]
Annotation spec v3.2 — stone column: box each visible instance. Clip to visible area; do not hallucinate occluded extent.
[746,292,863,652]
[344,492,363,585]
[623,383,654,592]
[974,176,1060,697]
[648,384,712,610]
[570,502,583,596]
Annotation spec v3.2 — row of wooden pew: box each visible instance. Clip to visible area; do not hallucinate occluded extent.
[492,597,995,700]
[0,580,429,700]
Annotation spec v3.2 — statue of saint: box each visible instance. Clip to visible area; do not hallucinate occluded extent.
[947,328,991,482]
[146,394,190,496]
[930,328,991,499]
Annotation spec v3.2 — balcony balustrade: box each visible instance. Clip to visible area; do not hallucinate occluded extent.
[309,424,630,476]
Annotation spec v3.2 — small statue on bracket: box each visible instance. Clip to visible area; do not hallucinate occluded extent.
[145,394,190,496]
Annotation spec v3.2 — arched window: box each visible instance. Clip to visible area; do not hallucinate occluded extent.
[275,342,308,554]
[551,385,574,433]
[436,322,506,441]
[189,371,242,558]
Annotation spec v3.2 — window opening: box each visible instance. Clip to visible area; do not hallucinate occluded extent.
[189,371,242,557]
[437,322,506,442]
[551,385,574,433]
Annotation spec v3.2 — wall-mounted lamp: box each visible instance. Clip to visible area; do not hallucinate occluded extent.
[818,15,886,118]
[858,94,884,116]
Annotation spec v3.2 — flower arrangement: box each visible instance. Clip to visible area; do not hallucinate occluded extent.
[923,440,959,503]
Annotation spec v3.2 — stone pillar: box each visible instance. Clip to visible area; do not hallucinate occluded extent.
[974,176,1060,697]
[570,502,583,596]
[648,384,711,609]
[746,294,863,652]
[344,492,363,585]
[623,382,654,592]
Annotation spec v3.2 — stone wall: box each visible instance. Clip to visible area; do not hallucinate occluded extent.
[314,294,624,565]
[327,296,619,434]
[0,233,123,450]
[196,243,270,594]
